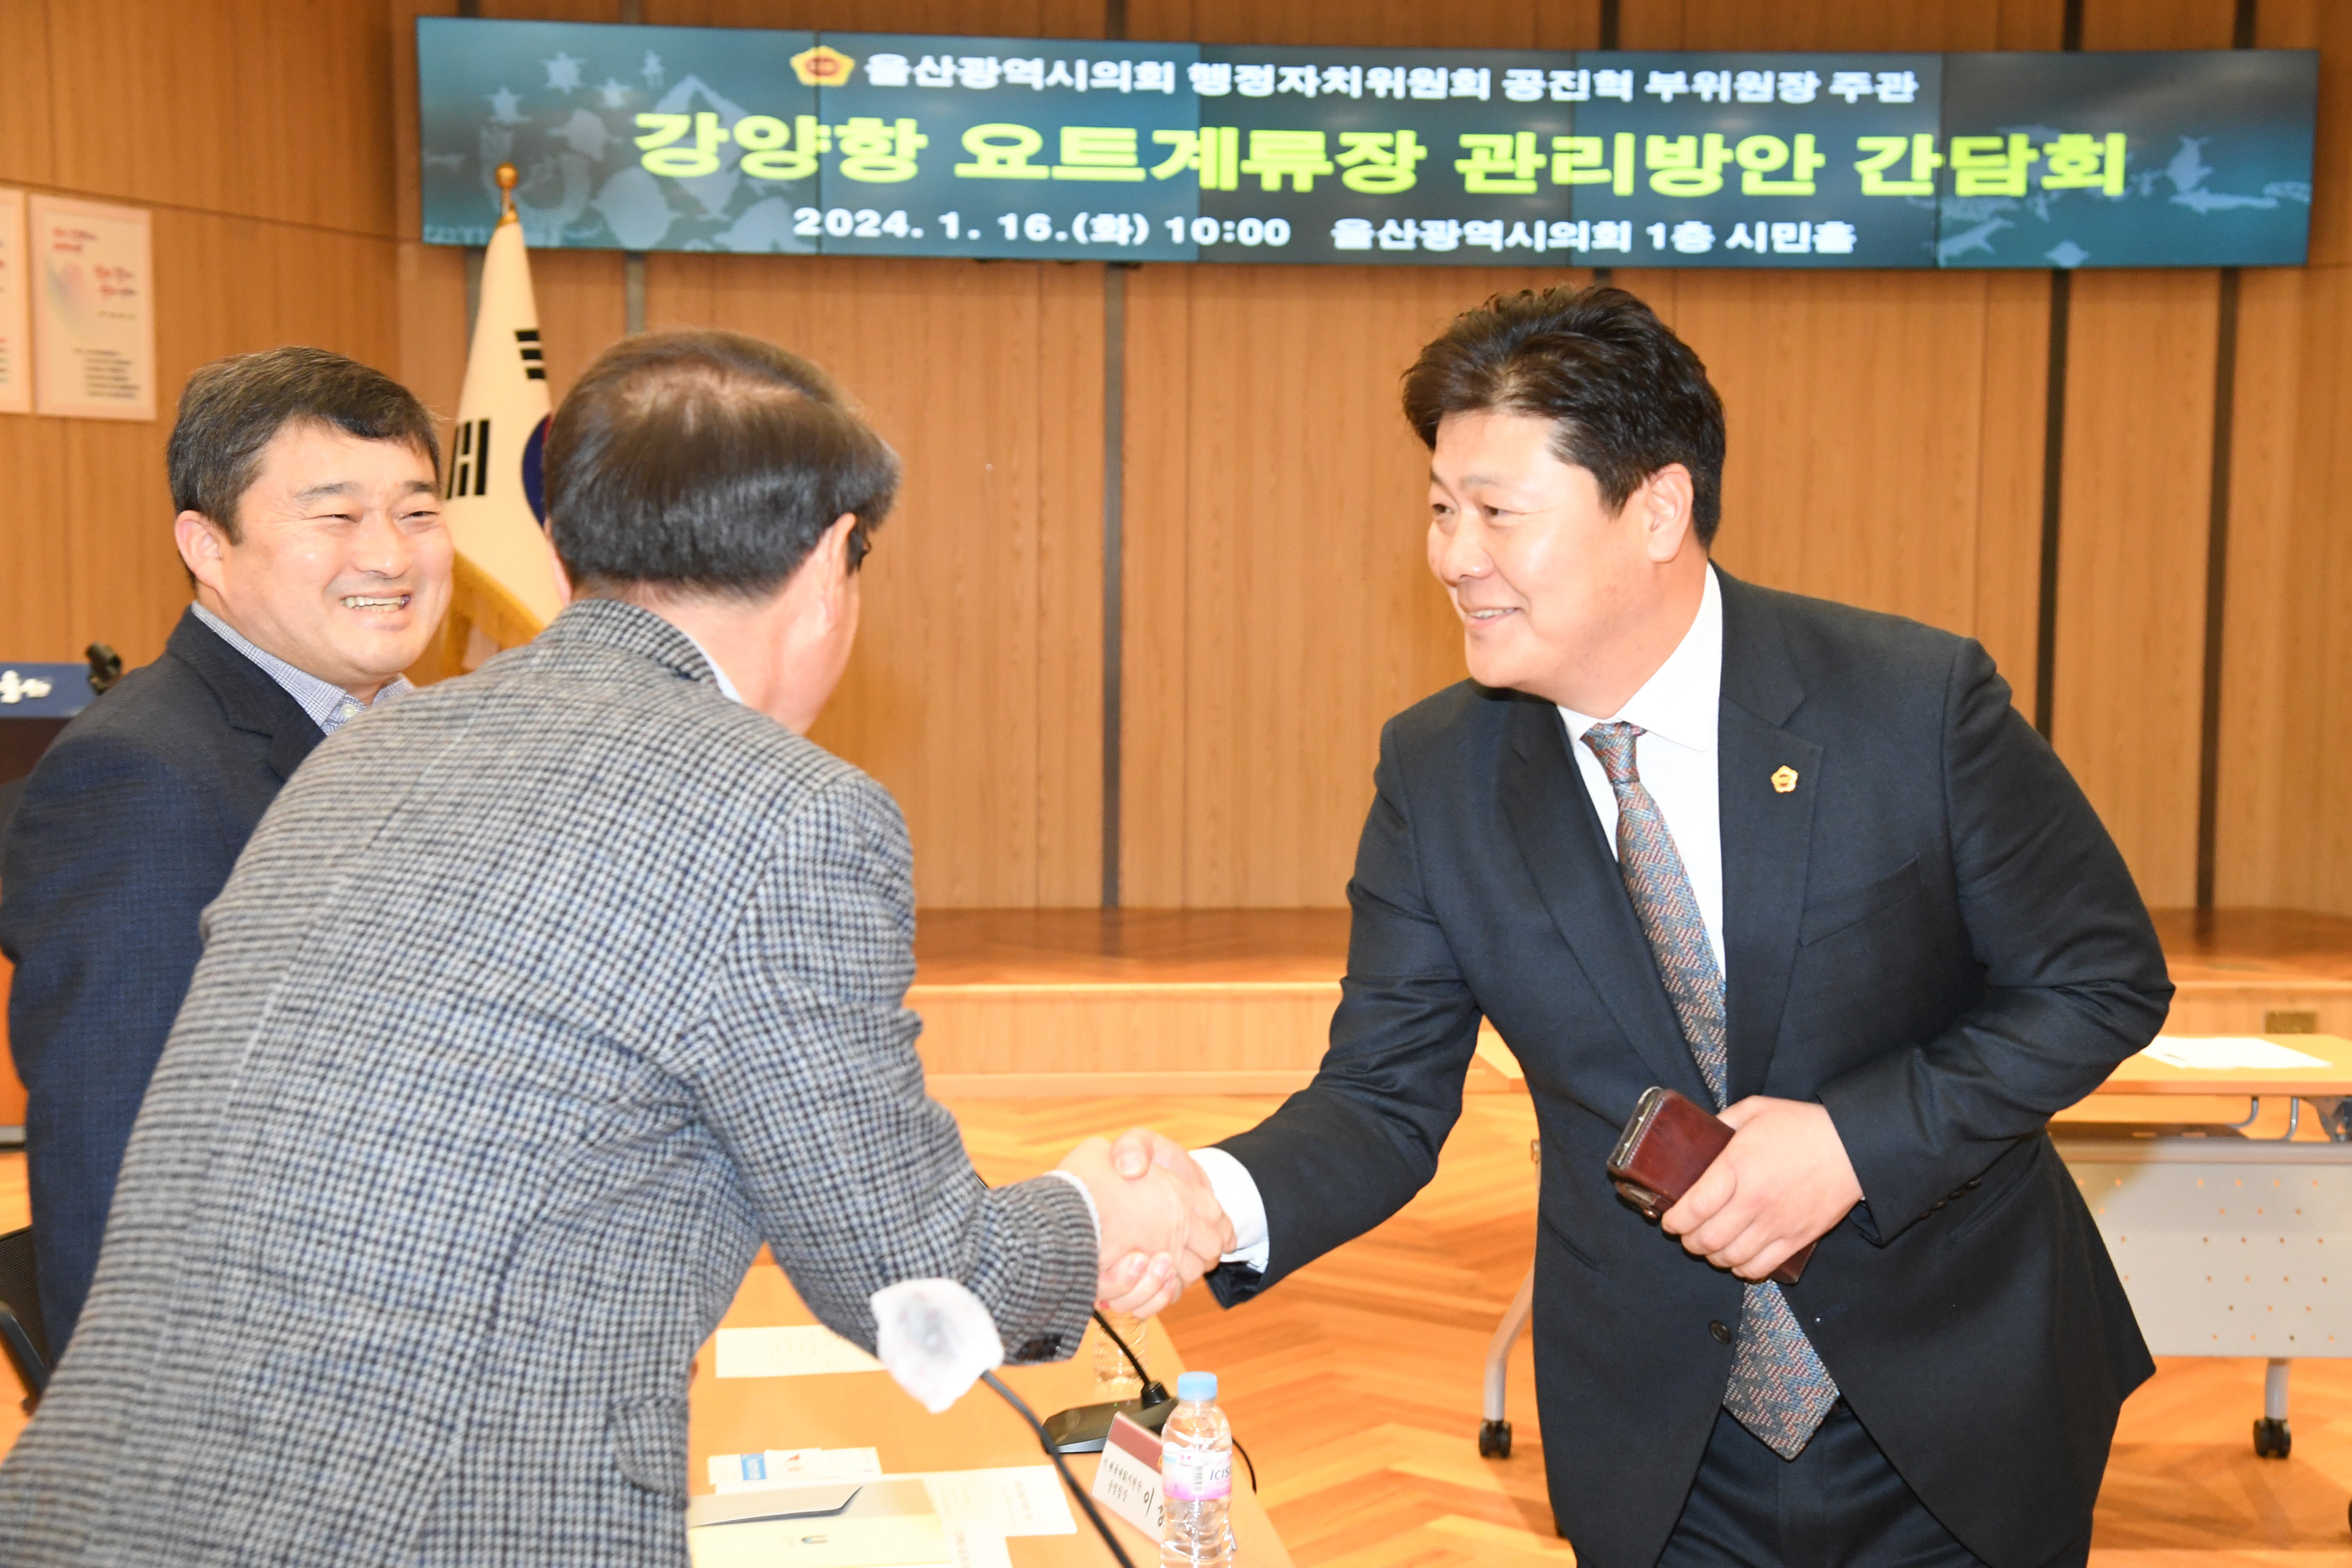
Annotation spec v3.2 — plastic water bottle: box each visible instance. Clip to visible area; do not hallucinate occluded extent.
[1091,1309,1149,1396]
[1160,1370,1236,1566]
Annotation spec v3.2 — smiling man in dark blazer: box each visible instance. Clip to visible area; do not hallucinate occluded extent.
[1119,285,2170,1566]
[0,349,451,1355]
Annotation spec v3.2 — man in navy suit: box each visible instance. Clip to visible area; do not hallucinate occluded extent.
[1119,286,2169,1566]
[0,348,452,1353]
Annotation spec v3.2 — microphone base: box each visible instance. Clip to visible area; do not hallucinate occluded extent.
[1040,1393,1178,1454]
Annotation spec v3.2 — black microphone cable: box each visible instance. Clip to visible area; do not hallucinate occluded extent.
[981,1370,1138,1568]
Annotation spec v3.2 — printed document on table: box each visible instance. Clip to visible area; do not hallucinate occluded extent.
[713,1324,883,1377]
[948,1529,1013,1568]
[2141,1036,2330,1072]
[899,1467,1076,1536]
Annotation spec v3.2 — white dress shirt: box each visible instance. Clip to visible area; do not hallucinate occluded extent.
[677,626,746,705]
[1196,567,1727,1273]
[190,603,412,735]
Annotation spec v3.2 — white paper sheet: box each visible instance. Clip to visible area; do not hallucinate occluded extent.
[947,1528,1013,1568]
[708,1446,884,1490]
[2141,1036,2330,1072]
[905,1467,1076,1537]
[713,1325,884,1378]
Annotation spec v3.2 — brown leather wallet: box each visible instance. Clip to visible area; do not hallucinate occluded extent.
[1606,1086,1814,1286]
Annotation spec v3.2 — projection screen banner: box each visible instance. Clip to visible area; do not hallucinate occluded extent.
[416,19,2317,270]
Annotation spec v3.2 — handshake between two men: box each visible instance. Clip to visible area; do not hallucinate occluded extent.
[1055,1128,1236,1319]
[1051,1097,1867,1319]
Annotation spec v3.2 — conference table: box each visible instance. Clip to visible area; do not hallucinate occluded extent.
[689,1260,1294,1566]
[2052,1033,2352,1458]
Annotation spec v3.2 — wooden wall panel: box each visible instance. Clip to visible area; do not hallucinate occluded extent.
[42,0,397,238]
[1128,1,1597,49]
[2209,0,2352,916]
[1969,271,2053,695]
[1118,263,1192,909]
[1624,0,2061,52]
[0,420,73,659]
[2081,0,2234,51]
[1120,263,1576,908]
[2214,265,2321,909]
[0,2,57,189]
[646,253,1103,907]
[2049,270,2220,909]
[651,0,1102,34]
[1664,271,2009,642]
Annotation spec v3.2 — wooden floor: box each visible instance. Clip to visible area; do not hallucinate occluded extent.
[0,1102,2343,1561]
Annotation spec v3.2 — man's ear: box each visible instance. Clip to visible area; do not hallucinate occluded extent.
[174,510,232,595]
[813,512,858,626]
[1637,465,1698,562]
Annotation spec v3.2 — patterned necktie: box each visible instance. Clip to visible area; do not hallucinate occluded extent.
[1581,720,1838,1459]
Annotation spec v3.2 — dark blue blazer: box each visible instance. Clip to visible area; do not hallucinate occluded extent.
[1208,573,2171,1568]
[0,610,322,1353]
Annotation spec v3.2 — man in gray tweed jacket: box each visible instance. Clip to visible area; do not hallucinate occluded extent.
[0,330,1228,1565]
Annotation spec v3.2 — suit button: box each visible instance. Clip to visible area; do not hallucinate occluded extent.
[1708,1320,1733,1344]
[1933,1199,1947,1210]
[1964,1178,1982,1192]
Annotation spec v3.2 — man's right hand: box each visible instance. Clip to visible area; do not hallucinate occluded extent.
[1057,1135,1233,1318]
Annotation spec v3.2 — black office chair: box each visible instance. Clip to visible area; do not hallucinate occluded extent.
[0,1227,50,1410]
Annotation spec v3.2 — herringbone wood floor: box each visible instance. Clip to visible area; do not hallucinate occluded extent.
[0,1105,2343,1563]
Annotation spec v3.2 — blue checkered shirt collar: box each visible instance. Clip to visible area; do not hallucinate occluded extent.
[190,602,412,736]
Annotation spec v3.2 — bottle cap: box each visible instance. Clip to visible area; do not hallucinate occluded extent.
[1176,1370,1218,1402]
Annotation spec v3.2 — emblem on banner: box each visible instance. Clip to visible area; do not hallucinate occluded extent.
[790,45,856,86]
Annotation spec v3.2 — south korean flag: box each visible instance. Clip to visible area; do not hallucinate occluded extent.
[442,165,563,659]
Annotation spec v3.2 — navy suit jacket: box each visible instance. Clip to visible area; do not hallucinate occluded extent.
[0,610,322,1352]
[1208,573,2170,1568]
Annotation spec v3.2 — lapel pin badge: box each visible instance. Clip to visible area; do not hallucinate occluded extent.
[1770,765,1798,794]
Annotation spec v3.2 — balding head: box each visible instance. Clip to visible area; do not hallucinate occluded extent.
[546,330,900,601]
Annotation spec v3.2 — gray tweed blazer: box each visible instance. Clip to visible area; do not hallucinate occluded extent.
[0,599,1098,1566]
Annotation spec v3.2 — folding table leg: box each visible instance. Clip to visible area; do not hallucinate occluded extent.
[2254,1358,2292,1459]
[1479,1268,1536,1457]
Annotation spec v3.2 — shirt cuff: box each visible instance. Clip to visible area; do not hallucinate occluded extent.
[1189,1147,1271,1274]
[1041,1169,1102,1251]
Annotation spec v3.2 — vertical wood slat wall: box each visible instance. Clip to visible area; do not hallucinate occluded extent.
[5,0,2351,914]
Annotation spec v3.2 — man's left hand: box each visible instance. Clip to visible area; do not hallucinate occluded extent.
[1660,1097,1863,1281]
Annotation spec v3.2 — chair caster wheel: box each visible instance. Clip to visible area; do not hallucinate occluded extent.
[2253,1417,2291,1459]
[1478,1419,1512,1458]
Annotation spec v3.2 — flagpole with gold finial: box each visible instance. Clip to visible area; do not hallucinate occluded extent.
[423,157,561,681]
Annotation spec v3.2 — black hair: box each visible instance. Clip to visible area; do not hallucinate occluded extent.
[546,329,899,598]
[1401,284,1726,546]
[167,347,441,541]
